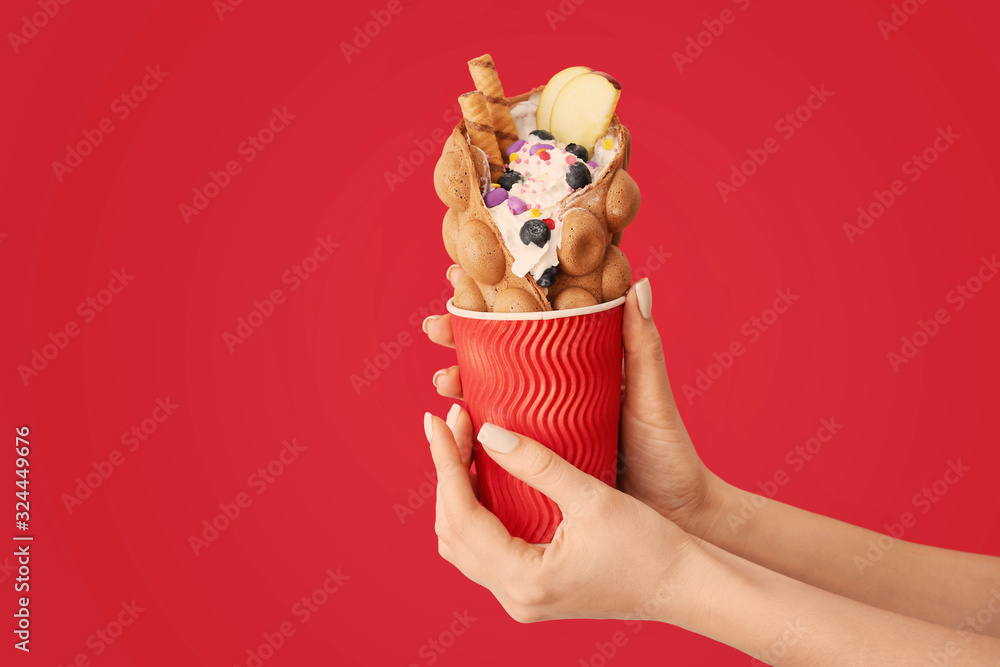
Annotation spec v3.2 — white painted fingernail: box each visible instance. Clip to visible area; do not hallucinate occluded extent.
[422,315,440,334]
[446,403,461,430]
[478,423,519,454]
[635,278,652,319]
[446,264,460,282]
[424,412,433,442]
[432,369,447,387]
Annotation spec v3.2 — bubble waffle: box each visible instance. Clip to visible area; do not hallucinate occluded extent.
[435,87,640,312]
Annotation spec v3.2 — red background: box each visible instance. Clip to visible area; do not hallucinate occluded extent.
[2,0,999,664]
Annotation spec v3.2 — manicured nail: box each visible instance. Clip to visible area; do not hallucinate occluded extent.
[635,278,652,319]
[422,315,440,334]
[424,412,433,442]
[478,423,519,454]
[446,403,461,430]
[446,264,460,282]
[432,369,447,387]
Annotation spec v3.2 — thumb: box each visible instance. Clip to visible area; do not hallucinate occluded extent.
[477,423,602,508]
[622,278,680,415]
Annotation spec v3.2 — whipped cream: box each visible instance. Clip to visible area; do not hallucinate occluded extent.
[484,100,621,283]
[593,135,619,169]
[510,94,541,140]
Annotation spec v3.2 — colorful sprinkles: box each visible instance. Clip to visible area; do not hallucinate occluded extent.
[490,134,606,246]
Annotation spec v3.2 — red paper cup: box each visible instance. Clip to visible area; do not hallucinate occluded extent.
[447,296,625,544]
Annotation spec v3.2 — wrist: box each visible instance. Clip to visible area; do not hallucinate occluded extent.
[684,472,737,541]
[647,535,721,629]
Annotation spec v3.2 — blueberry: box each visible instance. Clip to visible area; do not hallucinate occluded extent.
[565,143,589,161]
[566,162,592,190]
[519,219,551,248]
[536,266,558,288]
[497,169,522,191]
[529,129,555,141]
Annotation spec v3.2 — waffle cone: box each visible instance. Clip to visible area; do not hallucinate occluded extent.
[458,91,505,183]
[468,54,520,156]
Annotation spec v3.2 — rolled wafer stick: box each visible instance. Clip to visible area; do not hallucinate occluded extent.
[468,54,519,156]
[458,91,505,183]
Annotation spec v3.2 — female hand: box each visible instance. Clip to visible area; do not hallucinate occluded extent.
[424,406,698,623]
[424,269,724,537]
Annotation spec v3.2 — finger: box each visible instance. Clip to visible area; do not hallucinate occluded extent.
[622,278,681,418]
[423,314,456,349]
[427,413,478,516]
[432,366,463,399]
[436,487,489,587]
[446,403,473,469]
[446,405,480,501]
[446,264,467,288]
[477,423,603,509]
[426,414,531,563]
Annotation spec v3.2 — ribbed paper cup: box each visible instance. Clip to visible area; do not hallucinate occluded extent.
[447,296,625,544]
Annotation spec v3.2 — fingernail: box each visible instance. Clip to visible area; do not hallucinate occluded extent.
[446,264,460,282]
[635,278,652,319]
[432,369,447,387]
[446,403,461,430]
[424,412,433,442]
[478,423,519,454]
[422,315,440,334]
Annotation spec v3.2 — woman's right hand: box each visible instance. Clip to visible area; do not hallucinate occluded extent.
[426,408,701,624]
[424,270,728,538]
